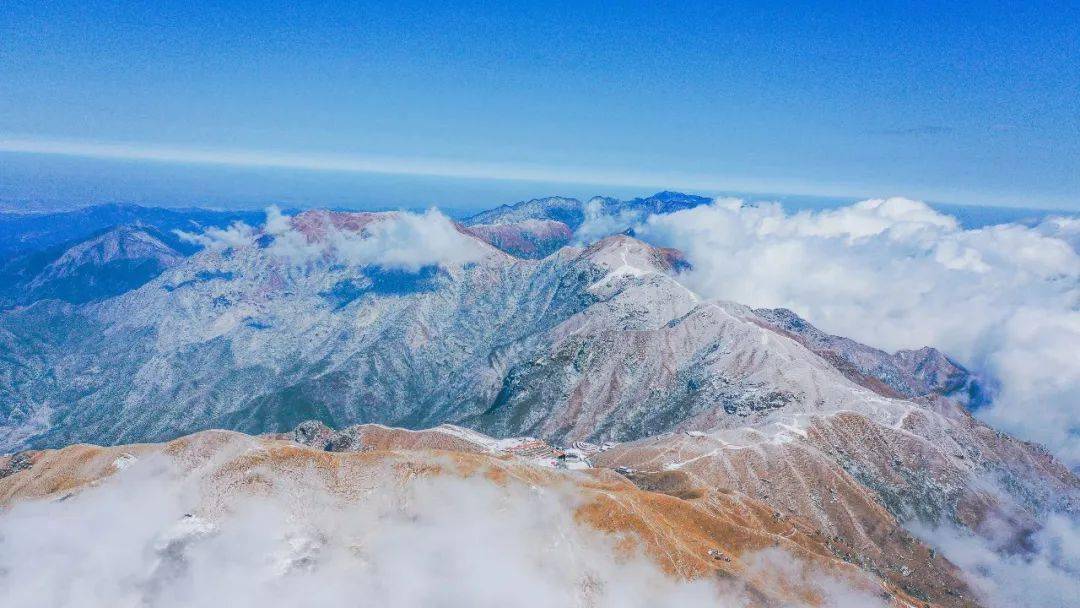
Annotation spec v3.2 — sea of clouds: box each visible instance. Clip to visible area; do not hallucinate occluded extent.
[9,197,1076,607]
[578,196,1080,469]
[0,450,886,608]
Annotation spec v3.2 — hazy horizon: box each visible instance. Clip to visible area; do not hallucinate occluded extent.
[4,2,1078,211]
[3,151,1077,221]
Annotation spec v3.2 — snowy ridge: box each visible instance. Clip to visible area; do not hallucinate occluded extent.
[0,226,995,451]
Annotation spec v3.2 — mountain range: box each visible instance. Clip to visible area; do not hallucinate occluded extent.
[0,193,1076,608]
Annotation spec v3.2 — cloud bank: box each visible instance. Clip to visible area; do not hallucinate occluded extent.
[0,453,884,608]
[585,197,1080,466]
[909,512,1080,608]
[178,207,487,271]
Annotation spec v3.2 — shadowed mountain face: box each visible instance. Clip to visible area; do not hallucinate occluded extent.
[0,225,185,306]
[0,204,264,308]
[0,203,263,256]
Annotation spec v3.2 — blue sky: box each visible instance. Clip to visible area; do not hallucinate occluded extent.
[1,1,1078,210]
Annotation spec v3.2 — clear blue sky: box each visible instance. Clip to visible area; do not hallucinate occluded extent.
[1,1,1078,210]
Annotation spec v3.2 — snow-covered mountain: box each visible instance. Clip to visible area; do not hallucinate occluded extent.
[459,191,714,258]
[464,191,712,229]
[462,218,573,258]
[0,211,981,450]
[753,307,988,405]
[0,197,1077,608]
[0,203,261,256]
[466,195,587,228]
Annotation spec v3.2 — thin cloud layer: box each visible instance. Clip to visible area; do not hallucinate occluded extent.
[600,197,1080,466]
[741,548,888,608]
[573,198,643,244]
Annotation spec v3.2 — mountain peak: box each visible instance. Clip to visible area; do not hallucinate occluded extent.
[464,196,584,227]
[581,234,688,275]
[647,190,694,201]
[463,191,714,231]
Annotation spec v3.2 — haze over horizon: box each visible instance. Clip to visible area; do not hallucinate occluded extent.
[3,1,1078,211]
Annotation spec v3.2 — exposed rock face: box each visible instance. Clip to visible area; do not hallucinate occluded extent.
[0,450,34,478]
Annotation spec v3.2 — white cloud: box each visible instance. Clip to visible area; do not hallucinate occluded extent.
[325,208,488,271]
[612,197,1080,466]
[181,206,488,271]
[573,198,642,244]
[263,205,292,235]
[0,454,731,608]
[740,547,888,608]
[0,446,904,608]
[909,513,1080,608]
[175,221,257,251]
[978,307,1080,465]
[1036,214,1080,252]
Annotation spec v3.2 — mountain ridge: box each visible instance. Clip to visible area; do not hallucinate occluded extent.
[1,196,1077,608]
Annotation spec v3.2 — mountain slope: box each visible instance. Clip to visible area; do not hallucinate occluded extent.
[0,425,972,608]
[753,307,988,406]
[0,203,261,256]
[0,215,1046,458]
[1,203,1076,608]
[462,218,573,258]
[0,225,185,306]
